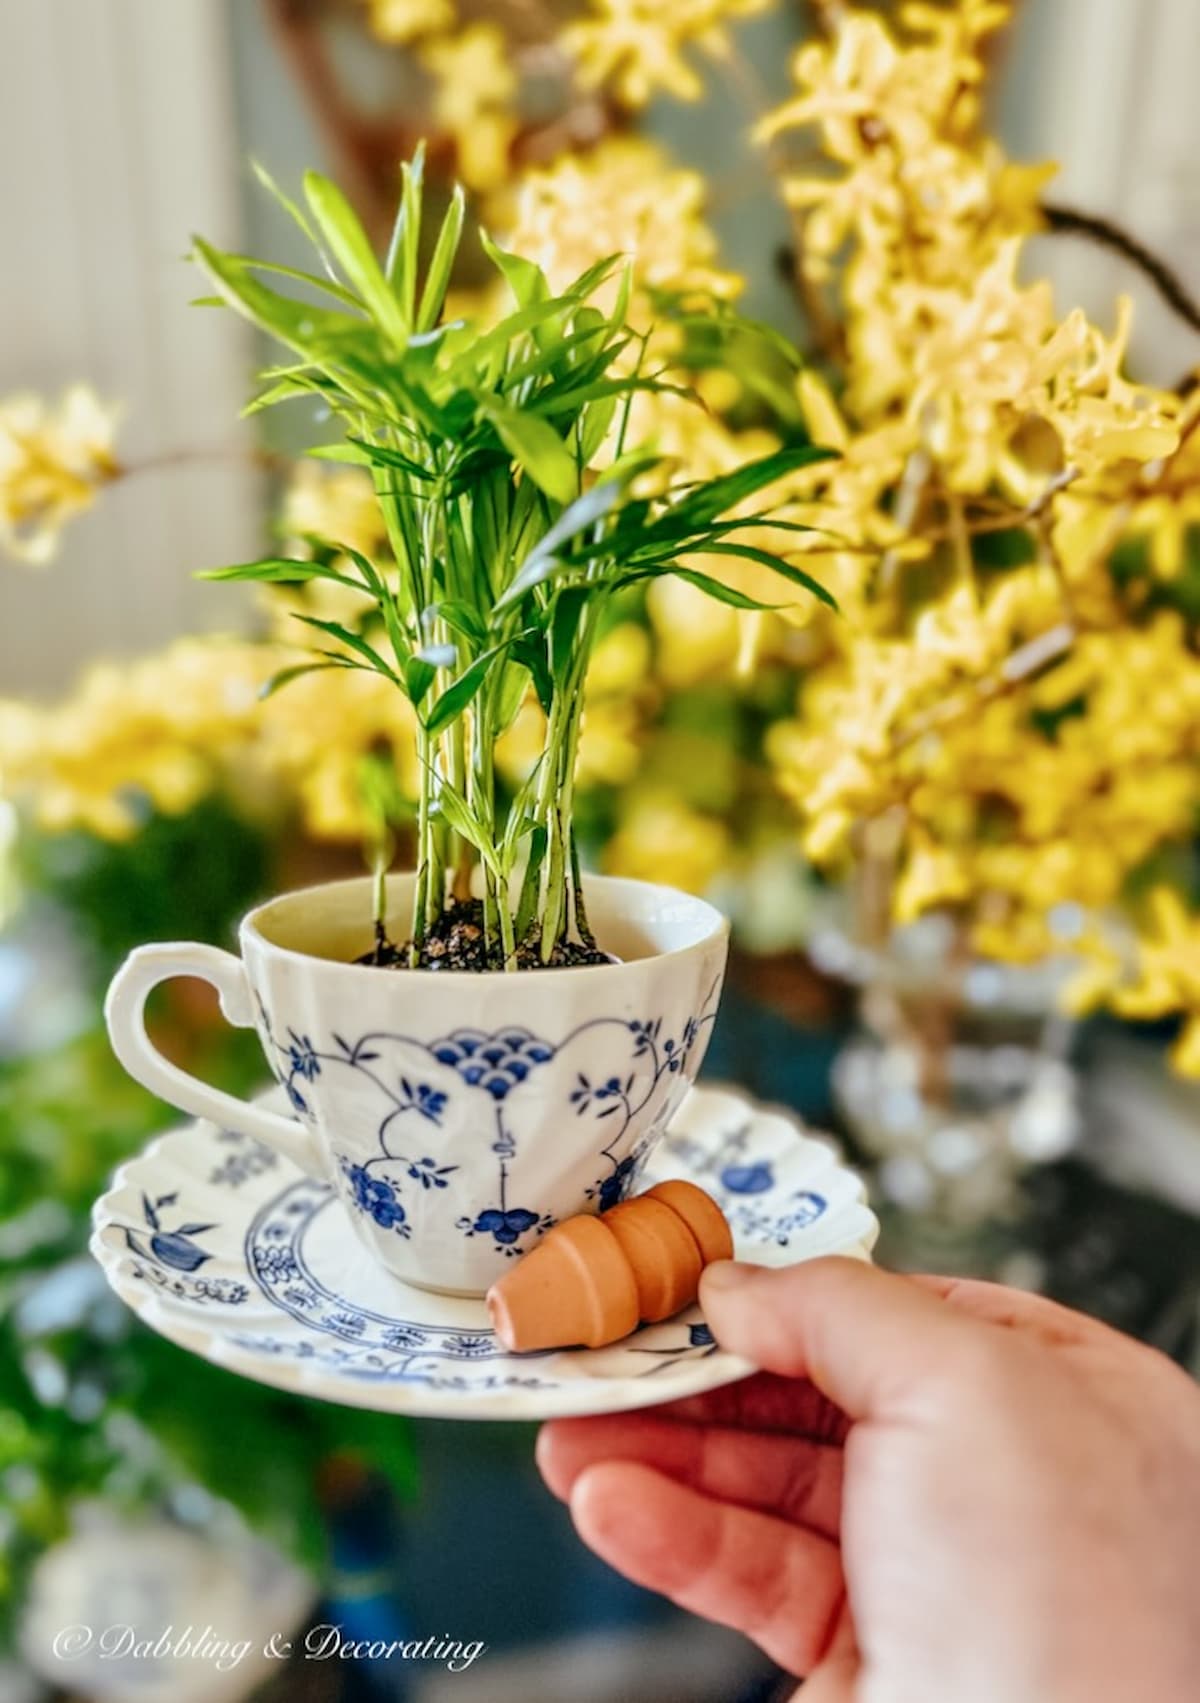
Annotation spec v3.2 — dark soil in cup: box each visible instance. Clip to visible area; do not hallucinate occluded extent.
[355,898,614,972]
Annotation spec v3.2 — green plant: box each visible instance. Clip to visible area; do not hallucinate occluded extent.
[195,149,834,968]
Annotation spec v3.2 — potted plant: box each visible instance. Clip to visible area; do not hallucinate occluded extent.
[104,150,834,1294]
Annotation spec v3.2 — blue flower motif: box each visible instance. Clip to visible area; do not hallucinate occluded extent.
[721,1162,775,1195]
[341,1161,408,1233]
[287,1033,321,1082]
[571,1073,633,1119]
[285,1080,309,1114]
[442,1334,494,1358]
[464,1206,541,1247]
[399,1077,448,1124]
[383,1325,428,1350]
[598,1154,638,1212]
[688,1323,715,1348]
[405,1156,457,1190]
[130,1193,217,1273]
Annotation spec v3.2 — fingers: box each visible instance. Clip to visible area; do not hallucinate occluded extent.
[569,1461,844,1677]
[796,1604,859,1703]
[539,1413,844,1538]
[699,1257,976,1420]
[656,1372,850,1444]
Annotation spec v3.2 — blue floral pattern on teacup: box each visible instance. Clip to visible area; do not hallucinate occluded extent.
[253,977,722,1273]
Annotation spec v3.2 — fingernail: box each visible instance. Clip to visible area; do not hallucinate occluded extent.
[700,1259,756,1293]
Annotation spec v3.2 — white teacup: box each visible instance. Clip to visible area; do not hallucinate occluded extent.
[105,873,729,1295]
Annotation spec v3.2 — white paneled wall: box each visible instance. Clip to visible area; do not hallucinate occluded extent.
[0,0,257,697]
[1004,0,1200,384]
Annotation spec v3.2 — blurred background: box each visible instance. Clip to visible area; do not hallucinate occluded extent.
[4,1,1200,1699]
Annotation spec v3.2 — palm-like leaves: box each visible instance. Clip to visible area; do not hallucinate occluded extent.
[195,150,836,967]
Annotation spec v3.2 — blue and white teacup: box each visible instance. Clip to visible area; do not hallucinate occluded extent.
[105,873,729,1294]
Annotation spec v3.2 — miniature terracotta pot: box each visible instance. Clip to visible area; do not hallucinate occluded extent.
[486,1180,733,1352]
[604,1196,703,1322]
[646,1179,734,1265]
[485,1214,638,1352]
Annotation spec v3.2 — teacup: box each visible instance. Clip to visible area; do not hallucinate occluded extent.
[104,873,728,1295]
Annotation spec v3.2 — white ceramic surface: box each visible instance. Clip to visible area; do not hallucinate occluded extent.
[105,874,728,1294]
[90,1082,879,1421]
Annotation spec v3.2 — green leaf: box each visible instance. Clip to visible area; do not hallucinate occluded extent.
[697,542,838,610]
[403,655,436,705]
[514,823,548,938]
[243,379,317,416]
[479,399,578,505]
[191,238,358,358]
[386,145,425,328]
[495,659,531,733]
[308,441,371,464]
[656,567,783,610]
[578,395,618,464]
[480,230,549,309]
[510,633,554,714]
[223,254,363,310]
[424,632,529,735]
[303,170,408,345]
[293,615,402,682]
[259,661,353,699]
[417,183,466,334]
[434,599,489,645]
[432,779,500,874]
[528,374,693,418]
[251,159,319,245]
[550,586,589,686]
[563,253,625,303]
[198,556,365,590]
[659,445,838,531]
[500,481,622,607]
[346,437,434,481]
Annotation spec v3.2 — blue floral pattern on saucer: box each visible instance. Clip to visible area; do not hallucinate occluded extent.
[91,1084,878,1421]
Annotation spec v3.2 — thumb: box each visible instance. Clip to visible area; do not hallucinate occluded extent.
[700,1256,977,1421]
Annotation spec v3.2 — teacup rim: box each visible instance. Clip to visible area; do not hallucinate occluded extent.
[241,871,730,978]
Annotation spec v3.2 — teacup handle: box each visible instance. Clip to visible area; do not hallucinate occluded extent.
[105,942,331,1180]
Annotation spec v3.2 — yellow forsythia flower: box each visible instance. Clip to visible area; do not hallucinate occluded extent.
[564,0,771,108]
[365,0,454,44]
[421,25,517,191]
[0,387,121,565]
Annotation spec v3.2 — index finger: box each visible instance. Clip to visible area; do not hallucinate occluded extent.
[652,1371,850,1444]
[700,1257,980,1420]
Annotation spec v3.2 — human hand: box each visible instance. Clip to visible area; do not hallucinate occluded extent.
[538,1258,1200,1702]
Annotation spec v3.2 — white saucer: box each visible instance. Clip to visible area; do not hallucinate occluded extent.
[90,1083,878,1420]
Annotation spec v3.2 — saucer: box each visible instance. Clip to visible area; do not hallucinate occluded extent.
[91,1083,878,1420]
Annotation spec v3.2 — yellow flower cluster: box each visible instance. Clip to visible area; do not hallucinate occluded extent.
[364,0,514,188]
[499,137,742,313]
[0,386,121,565]
[564,0,771,107]
[0,633,420,846]
[0,640,268,839]
[421,24,517,192]
[755,3,1200,1066]
[365,0,454,45]
[1108,890,1200,1077]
